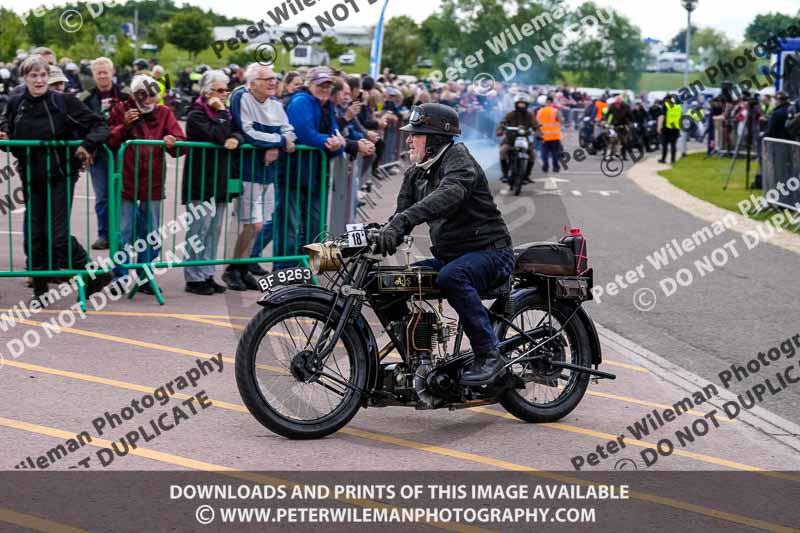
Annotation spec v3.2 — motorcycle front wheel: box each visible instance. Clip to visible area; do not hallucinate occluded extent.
[512,155,526,196]
[495,292,592,423]
[235,300,368,439]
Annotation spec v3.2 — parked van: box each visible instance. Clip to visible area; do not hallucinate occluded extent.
[290,45,330,67]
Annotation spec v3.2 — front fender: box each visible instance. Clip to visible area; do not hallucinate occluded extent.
[494,287,602,366]
[257,286,380,392]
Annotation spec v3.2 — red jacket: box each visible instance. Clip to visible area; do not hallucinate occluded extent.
[108,99,185,201]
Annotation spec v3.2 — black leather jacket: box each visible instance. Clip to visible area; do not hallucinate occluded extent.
[394,142,512,263]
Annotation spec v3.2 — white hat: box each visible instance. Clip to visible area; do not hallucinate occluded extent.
[48,66,68,85]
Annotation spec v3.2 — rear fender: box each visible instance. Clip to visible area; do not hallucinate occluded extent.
[493,287,602,366]
[258,286,380,392]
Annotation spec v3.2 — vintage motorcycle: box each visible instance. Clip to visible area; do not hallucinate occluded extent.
[503,125,535,196]
[235,225,615,439]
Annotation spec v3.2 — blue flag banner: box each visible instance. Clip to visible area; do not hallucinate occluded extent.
[369,0,390,78]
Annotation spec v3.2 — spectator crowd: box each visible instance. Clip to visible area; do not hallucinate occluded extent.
[1,45,799,304]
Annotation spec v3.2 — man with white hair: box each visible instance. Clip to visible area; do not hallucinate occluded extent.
[225,63,296,290]
[151,65,167,104]
[81,56,130,250]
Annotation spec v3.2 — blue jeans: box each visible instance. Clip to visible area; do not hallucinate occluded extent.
[541,140,562,173]
[273,180,323,270]
[414,248,516,354]
[114,199,162,279]
[90,155,109,240]
[185,202,227,282]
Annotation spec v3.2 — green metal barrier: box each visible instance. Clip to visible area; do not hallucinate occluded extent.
[111,140,327,304]
[0,140,115,311]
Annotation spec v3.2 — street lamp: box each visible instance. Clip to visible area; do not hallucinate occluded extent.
[681,0,698,87]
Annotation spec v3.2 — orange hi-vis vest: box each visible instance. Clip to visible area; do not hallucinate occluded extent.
[537,105,562,141]
[595,100,608,121]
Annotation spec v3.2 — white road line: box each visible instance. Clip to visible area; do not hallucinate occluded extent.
[596,322,800,454]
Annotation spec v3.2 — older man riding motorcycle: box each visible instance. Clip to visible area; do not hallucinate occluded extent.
[377,103,516,385]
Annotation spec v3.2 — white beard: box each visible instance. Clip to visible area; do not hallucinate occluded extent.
[136,102,156,113]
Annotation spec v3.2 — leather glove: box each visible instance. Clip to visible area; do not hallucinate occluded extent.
[379,214,408,256]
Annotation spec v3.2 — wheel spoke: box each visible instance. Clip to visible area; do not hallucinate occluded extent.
[252,310,357,423]
[501,307,580,409]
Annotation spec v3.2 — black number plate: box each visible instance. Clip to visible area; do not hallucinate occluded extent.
[258,267,312,291]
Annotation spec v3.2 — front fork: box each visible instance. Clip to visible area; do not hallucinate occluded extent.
[311,257,371,362]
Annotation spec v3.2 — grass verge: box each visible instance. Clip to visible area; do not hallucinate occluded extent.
[657,152,800,233]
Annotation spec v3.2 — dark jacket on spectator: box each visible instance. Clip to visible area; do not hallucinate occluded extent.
[65,72,82,93]
[765,102,791,140]
[81,84,129,120]
[355,92,379,130]
[0,88,109,185]
[181,97,244,204]
[108,98,185,201]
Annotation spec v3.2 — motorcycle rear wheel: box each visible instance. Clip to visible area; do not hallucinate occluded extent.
[235,301,368,439]
[495,292,592,423]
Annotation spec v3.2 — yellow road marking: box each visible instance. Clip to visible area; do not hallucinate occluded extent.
[0,416,488,533]
[6,308,643,371]
[5,320,780,479]
[2,359,248,412]
[14,317,235,364]
[1,308,248,320]
[602,359,648,372]
[2,353,789,482]
[340,427,798,533]
[2,361,796,532]
[584,389,734,423]
[469,407,795,482]
[0,508,88,533]
[11,318,290,374]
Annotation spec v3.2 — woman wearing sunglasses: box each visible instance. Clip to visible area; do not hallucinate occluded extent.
[181,70,244,295]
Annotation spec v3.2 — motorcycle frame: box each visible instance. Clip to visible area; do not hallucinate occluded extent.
[258,251,613,405]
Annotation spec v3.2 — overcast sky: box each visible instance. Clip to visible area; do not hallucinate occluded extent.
[3,0,798,43]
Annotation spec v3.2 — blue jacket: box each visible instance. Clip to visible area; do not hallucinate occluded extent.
[287,89,345,155]
[285,89,344,187]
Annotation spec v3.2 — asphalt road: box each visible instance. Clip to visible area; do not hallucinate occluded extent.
[0,130,798,531]
[465,131,800,426]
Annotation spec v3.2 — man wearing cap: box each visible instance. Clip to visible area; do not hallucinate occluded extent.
[379,103,516,385]
[277,66,345,269]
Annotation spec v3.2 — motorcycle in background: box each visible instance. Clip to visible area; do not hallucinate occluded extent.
[644,119,660,152]
[504,125,534,196]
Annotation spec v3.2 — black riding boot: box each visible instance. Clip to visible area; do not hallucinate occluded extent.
[500,158,509,183]
[461,349,505,385]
